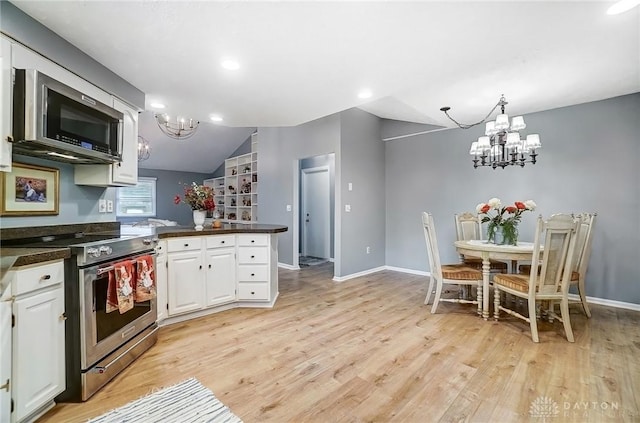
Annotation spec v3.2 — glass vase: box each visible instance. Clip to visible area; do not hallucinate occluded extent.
[193,210,206,230]
[487,223,518,245]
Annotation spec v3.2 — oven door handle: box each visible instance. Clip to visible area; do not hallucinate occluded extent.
[97,266,115,276]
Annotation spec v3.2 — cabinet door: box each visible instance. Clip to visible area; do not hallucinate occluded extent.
[12,286,65,423]
[167,251,205,316]
[111,98,138,185]
[0,301,10,423]
[205,247,236,307]
[0,38,12,172]
[155,249,168,322]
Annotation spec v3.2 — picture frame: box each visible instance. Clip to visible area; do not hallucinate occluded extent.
[0,162,60,216]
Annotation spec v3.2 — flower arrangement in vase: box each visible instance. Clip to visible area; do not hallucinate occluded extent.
[174,182,215,229]
[476,198,536,245]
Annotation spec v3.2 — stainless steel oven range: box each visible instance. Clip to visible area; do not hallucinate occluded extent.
[16,232,159,402]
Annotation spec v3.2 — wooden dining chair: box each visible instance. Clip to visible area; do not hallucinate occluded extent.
[422,212,483,314]
[454,212,508,272]
[518,212,596,318]
[493,214,579,342]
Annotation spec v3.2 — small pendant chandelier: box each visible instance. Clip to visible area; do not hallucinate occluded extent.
[154,113,199,140]
[138,135,151,162]
[440,95,541,169]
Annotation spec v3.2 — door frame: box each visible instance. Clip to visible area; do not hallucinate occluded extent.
[301,165,330,259]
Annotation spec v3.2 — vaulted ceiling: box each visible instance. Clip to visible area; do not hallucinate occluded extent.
[9,1,640,173]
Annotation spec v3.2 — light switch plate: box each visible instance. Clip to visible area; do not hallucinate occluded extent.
[345,204,351,212]
[286,204,292,212]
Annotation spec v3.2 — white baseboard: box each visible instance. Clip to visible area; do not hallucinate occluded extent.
[278,262,299,270]
[333,266,387,282]
[384,266,430,276]
[386,265,640,312]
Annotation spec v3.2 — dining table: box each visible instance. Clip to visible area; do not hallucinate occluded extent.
[454,240,537,320]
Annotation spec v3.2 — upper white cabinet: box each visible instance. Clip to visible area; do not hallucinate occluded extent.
[74,97,138,186]
[0,37,12,172]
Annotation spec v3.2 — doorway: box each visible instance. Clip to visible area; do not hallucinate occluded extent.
[298,154,335,268]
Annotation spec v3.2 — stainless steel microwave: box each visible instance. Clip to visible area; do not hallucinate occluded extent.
[12,69,123,164]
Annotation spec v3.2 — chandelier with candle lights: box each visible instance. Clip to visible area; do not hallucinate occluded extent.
[440,95,541,169]
[154,113,199,140]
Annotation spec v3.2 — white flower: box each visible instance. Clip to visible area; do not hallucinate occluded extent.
[524,200,537,210]
[487,197,501,209]
[475,203,485,213]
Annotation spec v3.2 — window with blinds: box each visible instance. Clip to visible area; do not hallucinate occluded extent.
[116,177,157,217]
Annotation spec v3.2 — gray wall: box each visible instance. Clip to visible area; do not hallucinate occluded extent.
[210,135,253,178]
[0,1,144,109]
[339,108,386,275]
[0,156,114,229]
[259,108,386,278]
[385,93,640,304]
[118,168,216,226]
[258,114,342,271]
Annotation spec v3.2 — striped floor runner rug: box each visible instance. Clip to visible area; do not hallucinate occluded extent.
[88,378,243,423]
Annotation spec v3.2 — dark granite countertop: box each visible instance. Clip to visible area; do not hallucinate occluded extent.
[123,223,288,239]
[0,247,71,267]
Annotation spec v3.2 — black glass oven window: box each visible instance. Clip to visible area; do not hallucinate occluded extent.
[93,273,150,343]
[45,89,117,153]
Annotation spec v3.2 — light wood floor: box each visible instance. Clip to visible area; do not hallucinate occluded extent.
[40,263,640,422]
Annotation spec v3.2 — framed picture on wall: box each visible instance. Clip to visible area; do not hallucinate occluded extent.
[0,162,60,216]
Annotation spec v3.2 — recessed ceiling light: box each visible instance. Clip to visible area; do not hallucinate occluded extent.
[607,0,640,14]
[221,59,240,70]
[358,90,373,99]
[150,103,165,109]
[210,115,223,122]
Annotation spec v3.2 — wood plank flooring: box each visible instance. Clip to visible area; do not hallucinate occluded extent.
[39,263,640,422]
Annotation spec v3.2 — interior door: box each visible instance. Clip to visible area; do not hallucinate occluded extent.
[302,166,330,259]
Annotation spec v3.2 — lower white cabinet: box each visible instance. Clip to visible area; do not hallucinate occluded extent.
[237,234,270,301]
[167,248,205,316]
[205,247,236,307]
[8,260,65,423]
[163,233,278,324]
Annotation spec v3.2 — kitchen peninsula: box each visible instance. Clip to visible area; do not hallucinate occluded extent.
[136,223,288,326]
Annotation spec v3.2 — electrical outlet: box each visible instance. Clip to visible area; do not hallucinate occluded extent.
[348,182,353,191]
[107,200,113,213]
[366,246,371,254]
[98,199,107,213]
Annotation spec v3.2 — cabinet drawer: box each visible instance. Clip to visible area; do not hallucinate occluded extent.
[206,235,235,249]
[237,283,269,301]
[238,265,269,281]
[12,260,64,296]
[167,237,202,252]
[238,234,268,246]
[238,247,268,264]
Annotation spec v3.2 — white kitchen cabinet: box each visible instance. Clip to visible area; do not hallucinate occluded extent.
[167,239,205,316]
[74,97,138,186]
[0,37,12,172]
[162,232,279,326]
[155,241,168,322]
[204,246,236,307]
[9,260,65,423]
[237,234,270,301]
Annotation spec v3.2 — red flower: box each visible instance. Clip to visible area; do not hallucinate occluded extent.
[515,201,526,210]
[505,206,517,213]
[173,195,181,205]
[480,204,491,213]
